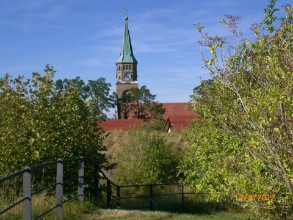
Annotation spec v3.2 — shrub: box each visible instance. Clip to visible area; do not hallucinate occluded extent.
[0,66,107,192]
[180,1,292,219]
[109,128,180,185]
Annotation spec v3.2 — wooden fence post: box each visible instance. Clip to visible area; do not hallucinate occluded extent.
[23,167,32,220]
[116,185,120,209]
[149,184,153,210]
[56,159,63,220]
[78,157,84,202]
[107,180,111,208]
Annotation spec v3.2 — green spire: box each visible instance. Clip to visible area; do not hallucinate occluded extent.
[117,16,137,64]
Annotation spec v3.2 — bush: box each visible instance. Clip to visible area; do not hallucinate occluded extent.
[109,128,180,185]
[179,1,292,219]
[0,65,107,189]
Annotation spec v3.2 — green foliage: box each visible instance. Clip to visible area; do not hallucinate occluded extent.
[118,85,166,128]
[262,0,280,33]
[180,1,292,219]
[112,129,179,185]
[0,65,107,176]
[55,76,115,120]
[192,79,214,97]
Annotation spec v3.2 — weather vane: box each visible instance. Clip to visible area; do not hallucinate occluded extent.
[123,7,128,17]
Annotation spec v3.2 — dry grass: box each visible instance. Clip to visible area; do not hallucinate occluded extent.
[103,129,188,166]
[102,129,188,185]
[1,189,253,220]
[83,209,254,220]
[0,194,97,220]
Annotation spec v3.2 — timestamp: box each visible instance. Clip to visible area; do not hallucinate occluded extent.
[235,194,276,202]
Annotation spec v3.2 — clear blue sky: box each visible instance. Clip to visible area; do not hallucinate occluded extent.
[0,0,289,104]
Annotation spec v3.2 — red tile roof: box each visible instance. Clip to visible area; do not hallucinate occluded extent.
[100,103,199,132]
[165,114,200,131]
[162,103,200,131]
[161,102,197,118]
[100,119,143,132]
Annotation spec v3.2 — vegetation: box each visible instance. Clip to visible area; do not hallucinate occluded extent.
[105,128,183,185]
[2,1,292,220]
[180,1,292,219]
[86,209,253,220]
[0,199,253,220]
[0,194,99,220]
[55,76,115,120]
[118,85,165,127]
[0,65,108,176]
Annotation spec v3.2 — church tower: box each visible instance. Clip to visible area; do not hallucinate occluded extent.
[116,16,138,98]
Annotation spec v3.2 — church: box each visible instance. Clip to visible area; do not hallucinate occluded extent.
[101,16,199,132]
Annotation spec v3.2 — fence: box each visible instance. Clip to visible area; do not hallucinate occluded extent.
[107,181,184,210]
[0,157,86,220]
[102,180,216,212]
[1,157,227,219]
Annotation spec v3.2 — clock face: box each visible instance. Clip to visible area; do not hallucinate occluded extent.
[124,73,131,81]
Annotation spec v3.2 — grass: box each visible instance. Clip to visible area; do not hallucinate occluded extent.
[0,194,97,220]
[0,192,254,220]
[84,209,254,220]
[1,204,254,220]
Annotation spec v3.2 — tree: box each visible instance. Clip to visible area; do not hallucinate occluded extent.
[192,79,214,97]
[0,65,107,176]
[118,85,165,124]
[55,76,115,120]
[180,2,292,219]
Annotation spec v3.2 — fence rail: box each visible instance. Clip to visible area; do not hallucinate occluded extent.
[1,157,229,219]
[0,157,86,220]
[103,180,213,212]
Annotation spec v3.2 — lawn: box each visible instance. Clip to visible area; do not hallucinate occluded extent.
[83,209,254,220]
[0,195,253,220]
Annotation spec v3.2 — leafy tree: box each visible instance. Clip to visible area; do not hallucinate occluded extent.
[55,76,115,120]
[0,65,107,177]
[180,2,292,219]
[118,85,166,129]
[192,79,214,97]
[117,89,134,119]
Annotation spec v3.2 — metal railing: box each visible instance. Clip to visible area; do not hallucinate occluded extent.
[1,157,228,219]
[0,157,85,220]
[103,180,213,212]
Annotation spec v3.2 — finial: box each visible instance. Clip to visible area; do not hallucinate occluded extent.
[123,7,128,19]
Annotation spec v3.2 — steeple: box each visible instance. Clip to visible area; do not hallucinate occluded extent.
[116,16,137,64]
[115,15,139,119]
[116,15,139,118]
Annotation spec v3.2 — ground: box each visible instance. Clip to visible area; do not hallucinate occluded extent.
[83,209,253,220]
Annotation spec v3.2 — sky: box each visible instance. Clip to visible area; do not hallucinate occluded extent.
[0,0,289,108]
